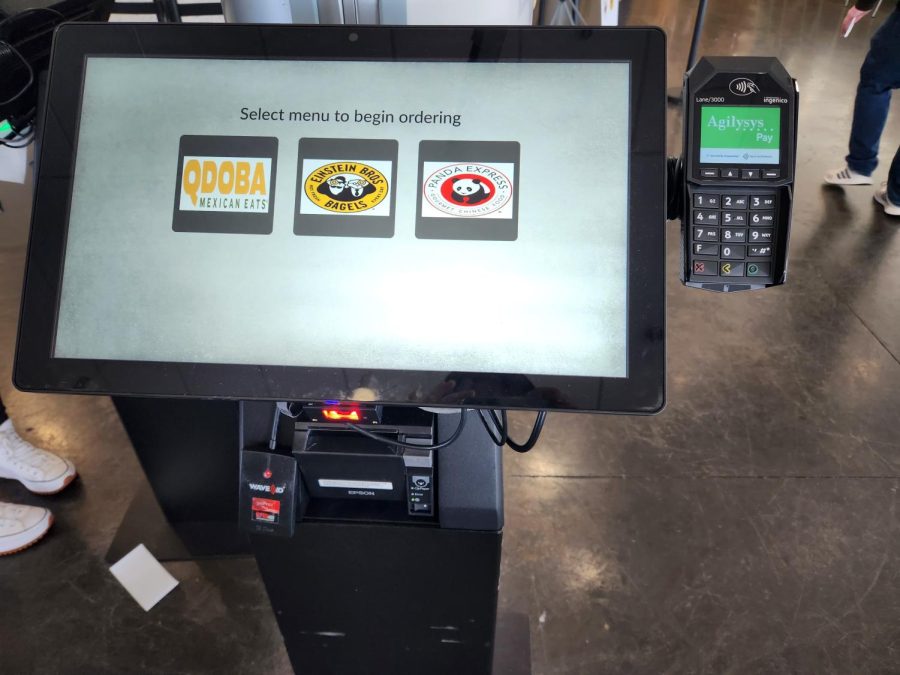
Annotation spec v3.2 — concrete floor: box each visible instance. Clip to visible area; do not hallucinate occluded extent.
[2,1,900,673]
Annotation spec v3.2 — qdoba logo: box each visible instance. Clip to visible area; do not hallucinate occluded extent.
[180,156,271,213]
[173,135,278,234]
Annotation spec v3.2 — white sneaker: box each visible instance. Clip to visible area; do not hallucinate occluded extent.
[824,166,873,185]
[0,420,77,494]
[0,502,52,555]
[874,182,900,216]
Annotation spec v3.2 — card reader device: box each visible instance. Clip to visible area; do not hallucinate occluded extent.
[675,56,798,292]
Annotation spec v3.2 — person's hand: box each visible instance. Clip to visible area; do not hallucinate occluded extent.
[841,6,870,36]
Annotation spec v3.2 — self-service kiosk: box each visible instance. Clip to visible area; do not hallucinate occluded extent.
[12,22,795,675]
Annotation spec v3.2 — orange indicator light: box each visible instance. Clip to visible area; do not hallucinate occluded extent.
[322,409,360,422]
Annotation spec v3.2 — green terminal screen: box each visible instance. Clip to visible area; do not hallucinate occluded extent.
[699,106,781,165]
[0,119,12,137]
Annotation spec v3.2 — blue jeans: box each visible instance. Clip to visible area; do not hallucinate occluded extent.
[846,7,900,204]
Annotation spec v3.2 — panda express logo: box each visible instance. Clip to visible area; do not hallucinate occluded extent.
[423,163,513,218]
[173,135,278,235]
[303,161,389,214]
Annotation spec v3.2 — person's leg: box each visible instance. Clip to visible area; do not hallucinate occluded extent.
[845,10,900,176]
[888,144,900,206]
[874,143,900,215]
[0,502,53,556]
[0,401,77,494]
[0,398,54,555]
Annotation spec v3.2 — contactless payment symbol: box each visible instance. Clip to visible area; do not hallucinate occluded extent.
[294,138,398,238]
[422,164,513,219]
[173,135,278,234]
[303,161,389,214]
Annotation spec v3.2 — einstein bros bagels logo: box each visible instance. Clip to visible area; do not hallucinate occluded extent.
[423,163,513,218]
[173,136,278,235]
[303,161,388,214]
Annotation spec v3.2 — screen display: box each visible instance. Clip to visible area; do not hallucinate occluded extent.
[54,57,630,379]
[699,105,780,165]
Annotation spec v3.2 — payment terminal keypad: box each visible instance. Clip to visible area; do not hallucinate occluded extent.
[688,188,778,283]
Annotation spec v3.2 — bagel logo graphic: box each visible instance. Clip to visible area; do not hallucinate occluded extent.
[423,163,513,218]
[302,161,389,214]
[294,139,398,238]
[729,77,760,96]
[173,135,278,234]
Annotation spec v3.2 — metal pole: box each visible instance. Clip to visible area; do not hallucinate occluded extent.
[685,0,709,73]
[155,0,182,22]
[667,0,710,104]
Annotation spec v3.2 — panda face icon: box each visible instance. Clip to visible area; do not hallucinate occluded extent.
[450,177,492,205]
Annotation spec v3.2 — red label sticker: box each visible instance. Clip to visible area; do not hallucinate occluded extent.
[252,497,281,514]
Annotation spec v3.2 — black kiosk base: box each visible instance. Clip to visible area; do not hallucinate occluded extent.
[253,523,502,674]
[244,402,508,675]
[108,399,516,674]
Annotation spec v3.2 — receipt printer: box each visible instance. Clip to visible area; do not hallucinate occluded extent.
[292,406,436,518]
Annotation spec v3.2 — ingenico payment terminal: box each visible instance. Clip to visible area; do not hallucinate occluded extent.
[673,56,798,292]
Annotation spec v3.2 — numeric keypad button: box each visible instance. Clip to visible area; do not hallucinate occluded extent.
[722,211,747,225]
[694,227,719,242]
[722,194,748,209]
[749,211,775,225]
[749,228,774,243]
[693,193,720,208]
[721,245,746,260]
[750,194,776,209]
[693,210,720,225]
[721,228,747,243]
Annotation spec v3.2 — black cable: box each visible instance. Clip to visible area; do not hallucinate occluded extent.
[666,155,685,221]
[0,5,69,144]
[0,7,66,28]
[0,41,33,106]
[505,411,546,453]
[478,409,504,446]
[347,410,467,452]
[0,127,35,148]
[477,408,546,453]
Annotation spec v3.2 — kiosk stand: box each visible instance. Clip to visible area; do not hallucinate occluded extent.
[10,23,804,675]
[246,403,506,674]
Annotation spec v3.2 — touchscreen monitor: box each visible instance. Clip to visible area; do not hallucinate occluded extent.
[15,24,666,412]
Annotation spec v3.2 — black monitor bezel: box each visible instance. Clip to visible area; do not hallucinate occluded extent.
[14,23,666,414]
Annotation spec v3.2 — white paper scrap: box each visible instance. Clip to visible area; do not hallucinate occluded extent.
[0,144,27,184]
[109,544,179,612]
